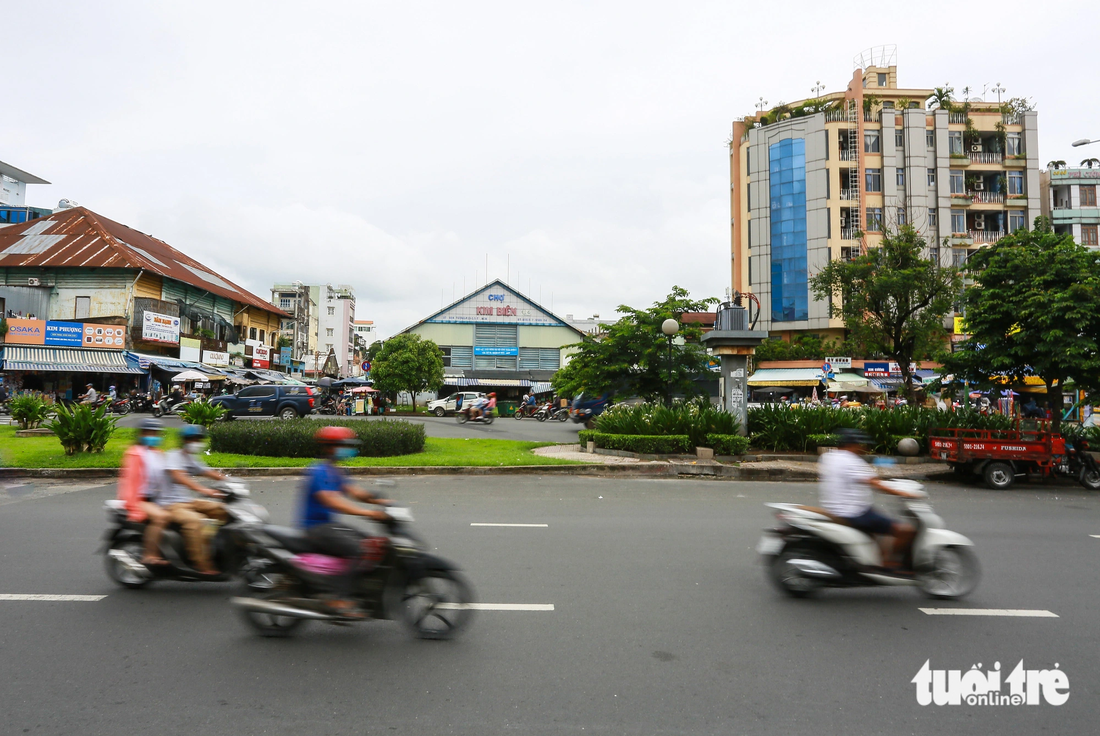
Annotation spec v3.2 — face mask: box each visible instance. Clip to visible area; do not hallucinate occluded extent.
[334,447,358,461]
[140,435,163,448]
[185,442,205,454]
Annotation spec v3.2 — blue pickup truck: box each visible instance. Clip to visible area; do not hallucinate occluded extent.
[210,384,317,420]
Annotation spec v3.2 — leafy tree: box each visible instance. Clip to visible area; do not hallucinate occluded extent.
[810,226,963,402]
[928,85,954,110]
[552,287,717,404]
[943,219,1100,430]
[276,334,293,349]
[753,333,867,362]
[370,334,444,410]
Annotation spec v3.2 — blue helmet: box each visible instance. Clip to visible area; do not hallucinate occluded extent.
[180,424,207,441]
[139,418,164,432]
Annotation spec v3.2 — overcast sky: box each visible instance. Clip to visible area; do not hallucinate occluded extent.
[4,1,1094,337]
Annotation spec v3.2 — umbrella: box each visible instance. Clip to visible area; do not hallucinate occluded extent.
[350,386,378,394]
[171,370,208,382]
[317,377,335,388]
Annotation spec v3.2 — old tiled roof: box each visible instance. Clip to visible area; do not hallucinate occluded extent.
[0,206,286,316]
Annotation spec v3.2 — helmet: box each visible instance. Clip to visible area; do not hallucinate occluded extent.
[139,418,165,432]
[489,392,496,398]
[180,424,207,441]
[314,426,360,446]
[836,427,872,446]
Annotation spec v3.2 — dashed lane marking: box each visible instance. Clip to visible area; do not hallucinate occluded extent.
[436,603,554,611]
[919,608,1058,617]
[0,594,107,601]
[470,523,549,528]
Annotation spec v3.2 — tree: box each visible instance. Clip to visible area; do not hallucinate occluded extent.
[928,85,954,110]
[369,334,444,410]
[551,287,717,403]
[1081,158,1100,170]
[276,334,292,349]
[810,226,963,402]
[1047,160,1067,170]
[943,219,1100,431]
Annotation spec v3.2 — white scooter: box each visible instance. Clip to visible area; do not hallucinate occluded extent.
[756,480,979,599]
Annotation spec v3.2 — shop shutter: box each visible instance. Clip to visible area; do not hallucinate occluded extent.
[450,346,473,369]
[539,348,560,370]
[518,348,540,370]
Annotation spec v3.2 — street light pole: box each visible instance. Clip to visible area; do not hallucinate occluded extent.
[661,318,679,407]
[1072,139,1098,148]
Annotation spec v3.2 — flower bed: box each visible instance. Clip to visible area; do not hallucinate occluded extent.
[209,418,425,458]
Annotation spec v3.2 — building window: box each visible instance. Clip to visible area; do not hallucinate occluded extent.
[326,328,334,337]
[926,130,935,149]
[951,210,966,234]
[1008,171,1025,195]
[326,343,333,351]
[864,131,880,153]
[895,129,904,148]
[75,296,90,319]
[258,329,265,343]
[866,208,883,231]
[249,327,257,340]
[877,73,887,87]
[954,249,969,268]
[865,168,882,192]
[927,168,936,186]
[950,170,965,194]
[896,168,906,187]
[949,131,964,155]
[1009,211,1026,233]
[1083,225,1099,246]
[1081,185,1097,207]
[439,346,452,368]
[768,138,809,322]
[1006,133,1022,157]
[929,208,937,227]
[327,306,335,316]
[279,298,291,310]
[897,207,907,226]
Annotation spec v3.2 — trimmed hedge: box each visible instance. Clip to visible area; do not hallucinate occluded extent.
[705,433,750,456]
[594,399,741,447]
[209,418,425,458]
[581,431,692,455]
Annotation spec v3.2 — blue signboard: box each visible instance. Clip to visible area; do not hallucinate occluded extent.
[474,346,519,357]
[864,362,890,378]
[44,321,84,347]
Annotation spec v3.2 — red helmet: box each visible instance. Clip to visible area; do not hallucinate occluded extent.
[314,426,360,446]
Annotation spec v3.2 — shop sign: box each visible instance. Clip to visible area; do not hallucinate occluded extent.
[203,350,230,366]
[4,318,46,344]
[180,337,201,362]
[474,346,519,356]
[864,362,891,378]
[80,324,126,348]
[253,345,271,369]
[825,356,852,369]
[142,311,181,344]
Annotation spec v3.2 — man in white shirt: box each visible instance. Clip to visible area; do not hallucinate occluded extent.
[819,428,919,568]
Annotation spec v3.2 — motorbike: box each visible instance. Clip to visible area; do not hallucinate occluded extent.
[101,480,276,591]
[129,392,155,413]
[757,480,980,599]
[552,406,569,422]
[317,395,346,416]
[102,396,132,415]
[456,405,494,425]
[513,403,539,420]
[231,505,475,639]
[1064,438,1100,490]
[152,395,192,418]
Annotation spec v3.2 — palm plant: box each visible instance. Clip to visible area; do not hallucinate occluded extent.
[928,85,954,110]
[47,403,118,455]
[1081,158,1100,169]
[1047,160,1066,170]
[9,395,54,430]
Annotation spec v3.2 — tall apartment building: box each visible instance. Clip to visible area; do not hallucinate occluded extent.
[270,283,357,376]
[1041,166,1100,247]
[270,282,313,364]
[730,47,1041,339]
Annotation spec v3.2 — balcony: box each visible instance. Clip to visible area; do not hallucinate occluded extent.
[970,152,1003,165]
[864,111,881,123]
[825,110,850,123]
[949,112,968,124]
[950,192,973,205]
[840,227,860,240]
[969,230,1005,244]
[970,191,1004,204]
[839,149,857,161]
[840,246,861,261]
[1002,113,1023,125]
[949,154,971,166]
[839,189,857,201]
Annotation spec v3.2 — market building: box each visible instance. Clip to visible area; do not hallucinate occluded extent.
[395,279,584,399]
[0,205,288,398]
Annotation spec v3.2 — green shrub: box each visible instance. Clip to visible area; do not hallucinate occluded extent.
[209,418,425,458]
[705,433,750,456]
[586,432,692,455]
[595,398,740,447]
[47,403,118,455]
[577,429,596,445]
[807,433,839,449]
[9,395,54,430]
[180,398,226,428]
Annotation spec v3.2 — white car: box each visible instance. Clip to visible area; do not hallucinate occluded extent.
[428,392,486,417]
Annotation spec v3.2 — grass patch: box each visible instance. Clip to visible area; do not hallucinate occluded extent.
[0,426,581,468]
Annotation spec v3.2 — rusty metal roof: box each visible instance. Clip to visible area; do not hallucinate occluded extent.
[0,207,286,316]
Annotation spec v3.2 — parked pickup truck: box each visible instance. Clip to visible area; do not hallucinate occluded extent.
[210,384,317,420]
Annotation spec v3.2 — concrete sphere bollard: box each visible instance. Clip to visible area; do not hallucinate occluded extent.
[897,437,920,457]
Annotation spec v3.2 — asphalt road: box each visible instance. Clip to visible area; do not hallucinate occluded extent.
[115,411,585,443]
[0,475,1097,736]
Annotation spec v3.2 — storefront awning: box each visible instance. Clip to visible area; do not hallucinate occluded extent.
[447,378,533,388]
[747,368,825,387]
[2,346,145,374]
[127,352,203,372]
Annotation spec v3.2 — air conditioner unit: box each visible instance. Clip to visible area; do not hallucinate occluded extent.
[27,278,39,286]
[974,215,986,230]
[972,179,984,191]
[971,144,982,153]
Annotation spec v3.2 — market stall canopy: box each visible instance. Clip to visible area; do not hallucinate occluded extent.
[826,372,868,392]
[171,370,209,382]
[349,386,378,393]
[1,346,145,374]
[747,368,825,387]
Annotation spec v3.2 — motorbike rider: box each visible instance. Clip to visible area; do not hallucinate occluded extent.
[117,418,171,566]
[80,383,98,405]
[156,425,230,574]
[298,426,393,615]
[469,394,489,420]
[819,428,921,569]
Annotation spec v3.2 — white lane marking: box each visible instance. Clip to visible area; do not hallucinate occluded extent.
[436,603,554,611]
[919,608,1058,617]
[1091,535,1100,538]
[0,594,107,601]
[470,523,548,528]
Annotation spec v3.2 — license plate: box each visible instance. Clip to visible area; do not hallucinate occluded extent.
[756,535,784,556]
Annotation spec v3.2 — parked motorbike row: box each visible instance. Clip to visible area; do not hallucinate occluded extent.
[513,401,569,422]
[101,480,475,640]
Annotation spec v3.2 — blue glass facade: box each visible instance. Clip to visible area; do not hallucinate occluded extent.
[768,138,808,322]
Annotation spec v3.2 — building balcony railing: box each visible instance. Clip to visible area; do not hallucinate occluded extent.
[840,227,860,240]
[864,111,881,123]
[839,149,857,161]
[969,152,1003,164]
[1002,114,1023,125]
[970,191,1004,204]
[949,112,968,124]
[839,189,858,201]
[825,110,849,123]
[969,230,1005,244]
